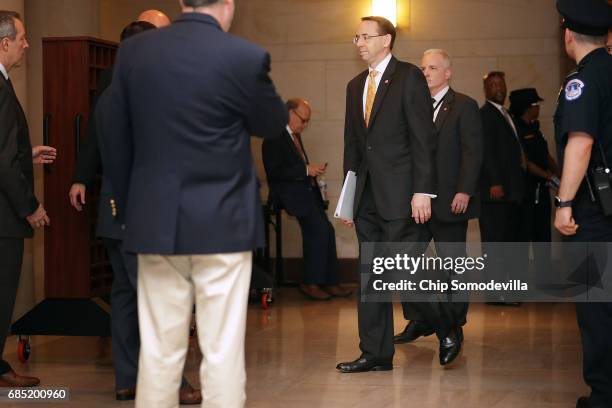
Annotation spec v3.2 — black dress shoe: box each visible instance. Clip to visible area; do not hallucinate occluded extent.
[439,329,462,366]
[393,321,434,344]
[115,388,136,401]
[576,396,590,408]
[336,356,393,373]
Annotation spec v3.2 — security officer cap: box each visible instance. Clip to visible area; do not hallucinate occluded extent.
[509,88,544,117]
[556,0,612,36]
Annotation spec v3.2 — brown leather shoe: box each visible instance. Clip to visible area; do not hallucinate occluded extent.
[115,387,136,401]
[0,369,40,387]
[179,383,202,405]
[323,285,353,297]
[299,284,332,300]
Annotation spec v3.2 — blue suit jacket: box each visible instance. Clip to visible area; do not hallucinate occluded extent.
[98,13,287,255]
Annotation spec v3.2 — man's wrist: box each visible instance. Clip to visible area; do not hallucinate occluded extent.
[554,196,573,208]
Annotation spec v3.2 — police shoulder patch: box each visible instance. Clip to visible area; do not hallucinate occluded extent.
[565,79,585,101]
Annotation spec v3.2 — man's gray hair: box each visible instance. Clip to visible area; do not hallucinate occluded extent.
[0,11,20,41]
[423,48,452,68]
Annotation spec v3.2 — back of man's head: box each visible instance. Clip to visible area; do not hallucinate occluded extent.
[120,21,156,42]
[0,10,20,42]
[137,9,171,28]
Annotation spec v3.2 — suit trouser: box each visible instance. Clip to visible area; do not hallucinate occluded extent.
[401,215,469,327]
[105,238,190,390]
[355,179,455,362]
[0,238,24,375]
[569,206,612,407]
[136,252,252,408]
[479,201,529,296]
[295,190,339,285]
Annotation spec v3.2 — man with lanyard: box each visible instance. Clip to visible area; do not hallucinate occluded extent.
[553,1,612,407]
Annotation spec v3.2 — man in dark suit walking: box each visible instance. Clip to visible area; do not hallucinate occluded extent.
[98,1,286,406]
[69,17,201,404]
[336,17,461,373]
[479,71,527,304]
[262,98,351,300]
[0,10,56,388]
[394,49,483,347]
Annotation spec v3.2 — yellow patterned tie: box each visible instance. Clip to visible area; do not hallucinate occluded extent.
[364,70,379,127]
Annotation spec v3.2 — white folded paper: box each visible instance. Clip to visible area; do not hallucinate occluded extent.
[334,171,357,220]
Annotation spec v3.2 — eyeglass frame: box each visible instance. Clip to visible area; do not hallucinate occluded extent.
[291,109,310,125]
[352,33,387,44]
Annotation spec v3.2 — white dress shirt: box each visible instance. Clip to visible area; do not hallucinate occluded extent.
[362,52,392,113]
[432,85,449,122]
[0,63,8,81]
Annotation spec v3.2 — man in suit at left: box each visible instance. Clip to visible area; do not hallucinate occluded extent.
[0,10,56,387]
[262,98,352,300]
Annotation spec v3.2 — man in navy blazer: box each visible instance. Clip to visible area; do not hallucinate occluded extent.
[97,1,286,407]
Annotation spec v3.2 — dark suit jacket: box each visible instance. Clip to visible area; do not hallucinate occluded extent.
[0,75,37,238]
[98,13,287,255]
[343,56,436,220]
[479,101,526,204]
[432,89,483,222]
[72,68,122,239]
[262,130,323,217]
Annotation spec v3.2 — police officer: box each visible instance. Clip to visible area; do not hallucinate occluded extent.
[554,1,612,407]
[509,88,559,281]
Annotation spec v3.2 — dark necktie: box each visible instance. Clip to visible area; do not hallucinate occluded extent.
[292,133,309,164]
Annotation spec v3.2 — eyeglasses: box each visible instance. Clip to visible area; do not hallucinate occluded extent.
[352,33,386,44]
[291,109,310,125]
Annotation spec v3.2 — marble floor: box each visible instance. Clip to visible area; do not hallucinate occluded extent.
[1,289,588,407]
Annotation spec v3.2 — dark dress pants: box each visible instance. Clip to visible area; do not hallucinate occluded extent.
[401,215,469,327]
[105,238,139,389]
[569,201,612,407]
[355,177,455,362]
[0,238,24,375]
[105,238,190,390]
[295,189,339,285]
[479,201,529,299]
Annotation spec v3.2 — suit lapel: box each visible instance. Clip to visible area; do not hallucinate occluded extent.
[434,88,454,131]
[355,70,368,130]
[0,75,27,127]
[487,101,514,136]
[367,56,397,130]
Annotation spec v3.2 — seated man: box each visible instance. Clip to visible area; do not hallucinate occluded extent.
[262,98,351,300]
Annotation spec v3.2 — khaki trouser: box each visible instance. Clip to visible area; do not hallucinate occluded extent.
[135,252,252,408]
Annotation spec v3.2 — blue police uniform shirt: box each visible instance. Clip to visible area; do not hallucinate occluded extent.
[554,47,612,167]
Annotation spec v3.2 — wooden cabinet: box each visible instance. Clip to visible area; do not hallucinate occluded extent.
[42,37,117,299]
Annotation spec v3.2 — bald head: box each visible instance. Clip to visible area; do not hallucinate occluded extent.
[137,10,171,28]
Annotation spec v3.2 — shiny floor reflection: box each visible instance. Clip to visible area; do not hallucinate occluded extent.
[2,290,586,407]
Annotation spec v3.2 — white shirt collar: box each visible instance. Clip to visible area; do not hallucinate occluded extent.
[432,86,450,104]
[369,52,392,75]
[0,63,8,81]
[487,99,505,112]
[285,125,295,137]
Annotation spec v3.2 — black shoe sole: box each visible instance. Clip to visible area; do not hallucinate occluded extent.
[393,330,434,344]
[337,364,393,373]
